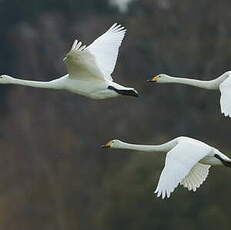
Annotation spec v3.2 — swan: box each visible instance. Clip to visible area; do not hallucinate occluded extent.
[148,71,231,117]
[0,23,138,99]
[102,136,231,199]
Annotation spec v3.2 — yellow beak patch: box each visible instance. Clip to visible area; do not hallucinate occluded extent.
[150,75,159,81]
[101,140,112,148]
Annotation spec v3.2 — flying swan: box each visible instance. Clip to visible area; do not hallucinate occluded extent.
[148,71,231,117]
[0,23,138,99]
[102,136,231,199]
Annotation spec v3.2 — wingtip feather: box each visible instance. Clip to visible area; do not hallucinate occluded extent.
[70,40,86,52]
[109,23,127,33]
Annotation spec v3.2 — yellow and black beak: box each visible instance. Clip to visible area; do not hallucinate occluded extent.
[147,75,159,82]
[101,140,112,148]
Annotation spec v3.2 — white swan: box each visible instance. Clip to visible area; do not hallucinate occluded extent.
[148,71,231,117]
[102,136,231,199]
[0,23,138,99]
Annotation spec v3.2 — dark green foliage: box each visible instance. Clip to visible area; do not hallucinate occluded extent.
[0,0,113,23]
[0,0,231,229]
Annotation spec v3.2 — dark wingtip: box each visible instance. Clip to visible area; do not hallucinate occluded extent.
[223,160,231,167]
[132,91,139,97]
[215,154,231,167]
[108,86,139,97]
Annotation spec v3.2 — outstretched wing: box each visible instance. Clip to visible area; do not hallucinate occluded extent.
[220,76,231,117]
[180,163,210,191]
[87,23,126,80]
[154,141,211,199]
[64,40,105,81]
[64,23,126,81]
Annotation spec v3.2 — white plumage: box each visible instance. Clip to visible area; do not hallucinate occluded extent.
[102,136,231,199]
[219,76,231,117]
[0,23,138,99]
[66,23,126,82]
[149,71,231,117]
[180,163,210,192]
[154,140,211,199]
[87,23,126,79]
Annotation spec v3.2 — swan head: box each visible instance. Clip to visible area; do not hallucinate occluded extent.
[0,75,14,84]
[148,74,172,83]
[101,139,123,149]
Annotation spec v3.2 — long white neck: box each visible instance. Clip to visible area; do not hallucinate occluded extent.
[6,76,62,89]
[114,139,177,152]
[165,75,227,90]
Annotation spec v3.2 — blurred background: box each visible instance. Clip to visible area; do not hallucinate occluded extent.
[0,0,231,229]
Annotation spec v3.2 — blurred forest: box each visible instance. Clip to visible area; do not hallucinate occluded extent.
[0,0,231,229]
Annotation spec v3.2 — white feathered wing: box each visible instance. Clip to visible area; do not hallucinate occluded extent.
[154,141,211,199]
[64,23,126,81]
[180,163,210,191]
[220,76,231,117]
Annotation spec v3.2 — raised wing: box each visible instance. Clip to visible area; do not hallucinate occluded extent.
[64,40,105,81]
[154,141,211,199]
[87,23,126,81]
[220,76,231,117]
[180,163,210,191]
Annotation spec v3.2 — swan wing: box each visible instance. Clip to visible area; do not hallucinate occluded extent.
[220,76,231,117]
[64,40,105,81]
[180,163,210,191]
[86,23,126,81]
[154,141,211,199]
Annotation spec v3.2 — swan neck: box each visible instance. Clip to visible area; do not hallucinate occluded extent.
[116,139,177,152]
[168,76,217,90]
[9,77,60,89]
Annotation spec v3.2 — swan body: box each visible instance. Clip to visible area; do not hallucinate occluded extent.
[102,136,231,199]
[0,23,138,99]
[149,71,231,117]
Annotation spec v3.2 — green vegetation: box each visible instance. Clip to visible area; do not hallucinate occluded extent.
[0,0,230,229]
